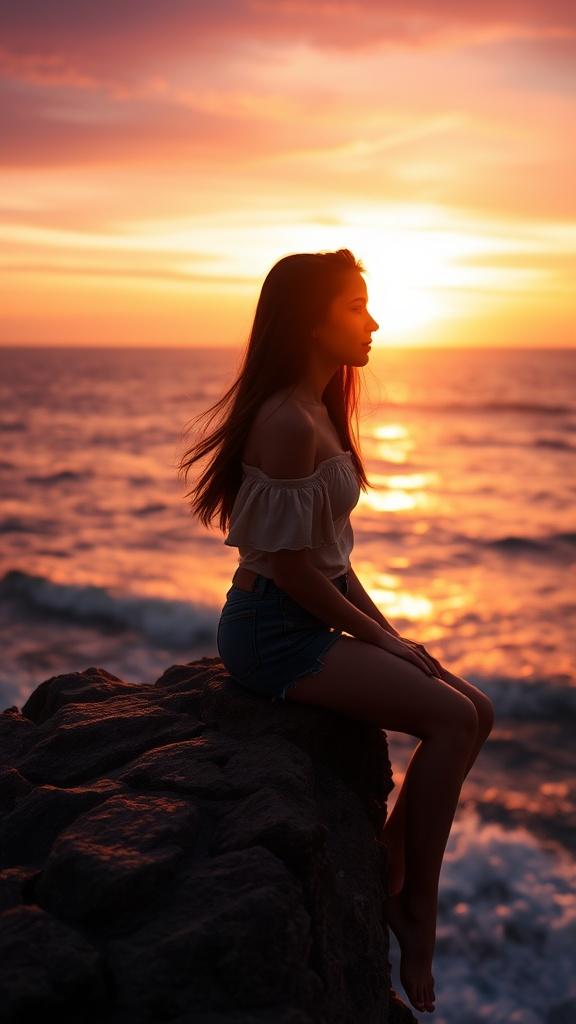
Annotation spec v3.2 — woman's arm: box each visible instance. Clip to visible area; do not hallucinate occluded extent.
[347,563,444,675]
[346,563,401,637]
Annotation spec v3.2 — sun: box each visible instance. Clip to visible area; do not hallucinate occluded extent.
[367,278,442,335]
[337,208,475,341]
[359,232,452,339]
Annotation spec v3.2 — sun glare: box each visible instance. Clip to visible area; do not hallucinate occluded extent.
[338,207,525,343]
[358,230,454,339]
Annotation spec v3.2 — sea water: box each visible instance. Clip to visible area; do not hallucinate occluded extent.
[0,344,574,1022]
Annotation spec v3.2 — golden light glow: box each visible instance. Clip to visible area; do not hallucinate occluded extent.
[374,447,410,465]
[368,423,414,464]
[373,424,410,440]
[361,470,437,513]
[368,583,434,622]
[386,472,434,490]
[1,11,573,347]
[355,223,453,336]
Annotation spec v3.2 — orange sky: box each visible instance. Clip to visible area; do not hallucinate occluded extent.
[1,1,575,348]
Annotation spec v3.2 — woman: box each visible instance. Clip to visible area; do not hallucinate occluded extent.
[178,248,495,1015]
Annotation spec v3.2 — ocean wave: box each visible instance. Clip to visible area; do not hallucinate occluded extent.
[534,437,576,450]
[0,568,212,649]
[0,419,27,432]
[25,469,92,485]
[384,399,573,416]
[2,569,575,724]
[426,806,576,1024]
[360,526,576,561]
[469,672,576,721]
[385,399,573,415]
[446,434,576,450]
[481,531,576,556]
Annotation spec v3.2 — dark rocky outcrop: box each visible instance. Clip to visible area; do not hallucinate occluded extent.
[0,659,416,1023]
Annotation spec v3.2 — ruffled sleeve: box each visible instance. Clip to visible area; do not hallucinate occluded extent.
[224,469,337,551]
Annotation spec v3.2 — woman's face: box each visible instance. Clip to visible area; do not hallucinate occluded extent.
[313,271,379,365]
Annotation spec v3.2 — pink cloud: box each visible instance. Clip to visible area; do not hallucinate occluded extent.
[1,0,574,222]
[1,0,575,91]
[0,77,309,167]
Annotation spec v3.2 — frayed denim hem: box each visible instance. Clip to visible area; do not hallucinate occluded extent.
[271,630,343,703]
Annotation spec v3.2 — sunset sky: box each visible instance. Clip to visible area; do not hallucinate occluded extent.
[1,0,575,348]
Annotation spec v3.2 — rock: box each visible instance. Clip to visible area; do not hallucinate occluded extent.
[0,904,104,1018]
[0,658,416,1023]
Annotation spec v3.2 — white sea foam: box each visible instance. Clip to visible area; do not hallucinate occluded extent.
[388,806,576,1023]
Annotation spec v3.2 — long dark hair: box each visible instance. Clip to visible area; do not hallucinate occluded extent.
[177,247,372,533]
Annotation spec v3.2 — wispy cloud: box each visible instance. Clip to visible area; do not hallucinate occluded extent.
[1,0,574,345]
[2,1,575,91]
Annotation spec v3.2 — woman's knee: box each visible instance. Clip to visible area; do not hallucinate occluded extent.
[435,665,495,739]
[436,686,480,744]
[476,692,495,739]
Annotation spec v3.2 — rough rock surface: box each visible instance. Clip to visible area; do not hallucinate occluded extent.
[0,659,416,1023]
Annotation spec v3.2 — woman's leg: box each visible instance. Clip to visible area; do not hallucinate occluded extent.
[382,665,495,894]
[284,635,481,1013]
[382,721,476,1012]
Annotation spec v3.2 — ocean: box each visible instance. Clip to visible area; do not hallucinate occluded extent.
[1,344,574,1022]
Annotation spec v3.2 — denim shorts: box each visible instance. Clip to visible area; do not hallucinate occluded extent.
[216,571,349,702]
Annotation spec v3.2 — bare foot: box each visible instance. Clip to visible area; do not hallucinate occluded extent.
[384,891,436,1014]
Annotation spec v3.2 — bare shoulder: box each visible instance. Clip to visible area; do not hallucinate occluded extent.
[246,392,317,478]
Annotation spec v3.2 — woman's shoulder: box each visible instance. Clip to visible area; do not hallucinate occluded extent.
[242,392,316,470]
[259,389,316,427]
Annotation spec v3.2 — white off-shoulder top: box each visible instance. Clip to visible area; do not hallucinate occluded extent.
[223,450,361,580]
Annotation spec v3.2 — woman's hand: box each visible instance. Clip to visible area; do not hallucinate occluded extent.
[371,629,437,677]
[400,637,444,677]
